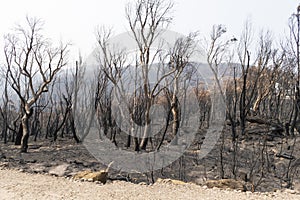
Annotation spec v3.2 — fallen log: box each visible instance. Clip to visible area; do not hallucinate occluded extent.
[276,153,295,160]
[246,116,284,133]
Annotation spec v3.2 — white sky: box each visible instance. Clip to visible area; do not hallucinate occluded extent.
[0,0,298,63]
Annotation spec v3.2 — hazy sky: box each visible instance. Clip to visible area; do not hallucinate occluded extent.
[0,0,298,61]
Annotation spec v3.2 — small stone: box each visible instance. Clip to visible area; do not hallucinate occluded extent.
[29,163,47,173]
[49,164,69,177]
[83,162,91,167]
[156,178,186,185]
[284,189,297,194]
[26,159,37,163]
[206,179,246,191]
[73,170,108,184]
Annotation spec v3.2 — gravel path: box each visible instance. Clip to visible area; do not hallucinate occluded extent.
[0,169,299,200]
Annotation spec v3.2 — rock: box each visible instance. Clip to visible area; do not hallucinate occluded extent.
[49,164,69,177]
[139,182,147,185]
[84,171,108,183]
[73,170,92,179]
[73,170,108,184]
[73,160,84,165]
[95,181,104,184]
[26,159,37,163]
[156,178,186,185]
[83,162,91,167]
[284,189,298,194]
[194,177,207,185]
[206,179,246,191]
[29,163,47,173]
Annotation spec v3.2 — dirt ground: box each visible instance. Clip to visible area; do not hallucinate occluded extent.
[0,168,299,200]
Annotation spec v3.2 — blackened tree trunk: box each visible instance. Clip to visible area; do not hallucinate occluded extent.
[20,114,30,152]
[15,123,23,145]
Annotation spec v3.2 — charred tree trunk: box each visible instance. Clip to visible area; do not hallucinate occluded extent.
[20,114,30,153]
[171,80,180,145]
[125,135,131,148]
[15,123,23,145]
[134,137,140,152]
[20,107,33,152]
[240,51,250,135]
[291,95,300,136]
[69,113,80,143]
[140,96,151,150]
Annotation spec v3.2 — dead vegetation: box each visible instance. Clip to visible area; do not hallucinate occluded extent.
[1,0,300,196]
